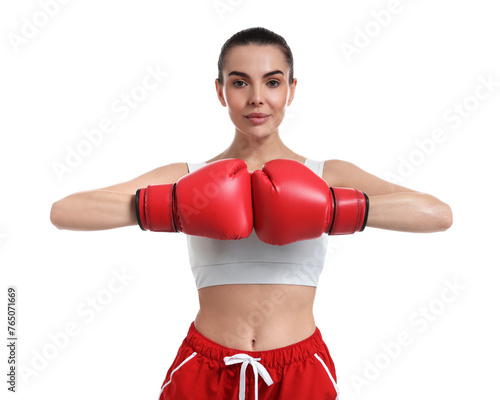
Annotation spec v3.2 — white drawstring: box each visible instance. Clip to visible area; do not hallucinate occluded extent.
[224,353,274,400]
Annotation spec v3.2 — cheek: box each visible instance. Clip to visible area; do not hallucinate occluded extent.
[225,96,246,125]
[225,91,246,112]
[268,89,289,109]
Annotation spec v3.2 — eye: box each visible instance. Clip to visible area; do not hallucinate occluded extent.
[267,79,280,88]
[233,80,247,88]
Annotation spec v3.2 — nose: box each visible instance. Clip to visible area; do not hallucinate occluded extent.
[249,86,264,105]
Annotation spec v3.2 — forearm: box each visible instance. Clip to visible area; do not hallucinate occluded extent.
[366,192,453,233]
[50,190,137,231]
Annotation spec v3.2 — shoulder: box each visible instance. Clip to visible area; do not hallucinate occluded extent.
[158,162,190,181]
[322,159,357,187]
[144,162,190,182]
[322,159,416,195]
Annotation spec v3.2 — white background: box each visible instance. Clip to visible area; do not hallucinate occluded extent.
[1,0,499,399]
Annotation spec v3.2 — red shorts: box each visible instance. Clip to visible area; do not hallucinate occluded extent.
[157,322,339,400]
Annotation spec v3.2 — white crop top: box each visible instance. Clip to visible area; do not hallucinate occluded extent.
[185,159,329,290]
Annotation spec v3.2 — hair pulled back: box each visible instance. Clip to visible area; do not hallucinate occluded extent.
[217,27,294,85]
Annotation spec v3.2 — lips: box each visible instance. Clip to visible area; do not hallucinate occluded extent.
[245,113,270,125]
[246,113,269,118]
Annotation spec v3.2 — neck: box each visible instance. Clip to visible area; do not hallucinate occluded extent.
[220,129,298,166]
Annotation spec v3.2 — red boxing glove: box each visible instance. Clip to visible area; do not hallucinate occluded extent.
[252,159,369,245]
[136,159,253,240]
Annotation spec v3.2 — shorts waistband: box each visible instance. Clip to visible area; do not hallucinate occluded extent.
[184,322,325,369]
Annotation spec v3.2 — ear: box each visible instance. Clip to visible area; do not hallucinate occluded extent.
[287,78,297,106]
[215,78,227,107]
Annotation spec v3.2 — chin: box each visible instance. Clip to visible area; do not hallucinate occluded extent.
[240,126,277,139]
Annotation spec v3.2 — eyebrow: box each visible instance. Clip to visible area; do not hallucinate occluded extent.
[228,70,284,79]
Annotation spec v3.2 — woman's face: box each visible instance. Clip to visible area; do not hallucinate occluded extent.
[216,44,296,139]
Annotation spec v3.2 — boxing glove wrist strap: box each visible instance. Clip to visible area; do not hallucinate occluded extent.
[135,184,178,232]
[135,189,146,231]
[328,187,369,235]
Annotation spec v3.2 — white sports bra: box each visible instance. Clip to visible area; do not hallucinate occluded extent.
[185,159,329,290]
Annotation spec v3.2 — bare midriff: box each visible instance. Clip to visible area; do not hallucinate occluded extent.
[194,284,317,351]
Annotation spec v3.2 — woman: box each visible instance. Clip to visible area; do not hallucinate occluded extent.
[50,27,452,399]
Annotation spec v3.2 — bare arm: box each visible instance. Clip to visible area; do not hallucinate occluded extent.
[50,162,189,231]
[323,160,453,233]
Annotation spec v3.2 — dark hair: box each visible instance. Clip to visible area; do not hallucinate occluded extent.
[217,27,294,85]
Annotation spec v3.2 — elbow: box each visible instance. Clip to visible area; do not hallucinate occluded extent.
[435,202,453,232]
[50,201,66,230]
